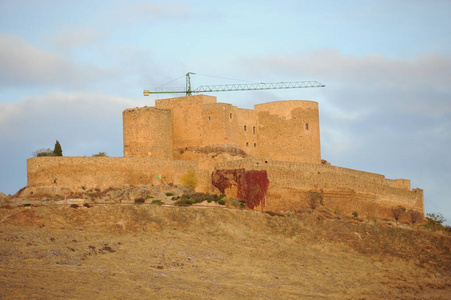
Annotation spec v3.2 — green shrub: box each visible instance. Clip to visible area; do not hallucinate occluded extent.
[165,192,174,196]
[33,148,55,157]
[151,200,164,205]
[175,199,194,206]
[352,211,359,218]
[92,152,108,157]
[218,199,226,205]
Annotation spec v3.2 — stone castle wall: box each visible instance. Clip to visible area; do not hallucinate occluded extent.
[156,95,217,150]
[25,94,424,220]
[214,158,424,218]
[126,95,322,163]
[123,107,173,159]
[255,101,321,163]
[27,157,198,191]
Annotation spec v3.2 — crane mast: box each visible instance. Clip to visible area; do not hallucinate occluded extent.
[143,72,325,96]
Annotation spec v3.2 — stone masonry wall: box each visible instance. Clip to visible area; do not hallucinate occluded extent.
[123,107,172,159]
[255,101,321,164]
[214,158,424,218]
[156,95,217,150]
[27,157,198,192]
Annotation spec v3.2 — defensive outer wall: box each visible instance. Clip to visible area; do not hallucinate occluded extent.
[26,94,424,219]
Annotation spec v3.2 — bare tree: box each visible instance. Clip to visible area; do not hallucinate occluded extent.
[307,191,322,211]
[409,210,423,227]
[392,206,406,225]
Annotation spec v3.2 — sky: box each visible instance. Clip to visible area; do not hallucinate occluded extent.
[1,0,450,223]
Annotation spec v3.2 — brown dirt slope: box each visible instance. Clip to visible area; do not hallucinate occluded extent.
[0,205,450,299]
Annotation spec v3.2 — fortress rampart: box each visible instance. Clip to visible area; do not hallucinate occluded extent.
[25,94,424,220]
[27,157,197,191]
[213,158,423,217]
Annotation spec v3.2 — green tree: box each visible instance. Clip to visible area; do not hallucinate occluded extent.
[53,140,63,156]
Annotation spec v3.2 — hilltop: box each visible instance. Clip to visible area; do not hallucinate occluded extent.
[0,203,449,299]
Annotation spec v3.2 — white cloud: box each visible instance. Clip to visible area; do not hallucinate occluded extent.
[0,34,112,89]
[54,28,106,49]
[241,49,451,91]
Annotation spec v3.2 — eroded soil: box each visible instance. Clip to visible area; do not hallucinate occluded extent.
[0,205,450,299]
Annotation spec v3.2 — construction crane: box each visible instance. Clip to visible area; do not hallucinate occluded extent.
[143,72,325,96]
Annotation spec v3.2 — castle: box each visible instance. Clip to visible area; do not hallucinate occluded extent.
[27,94,424,218]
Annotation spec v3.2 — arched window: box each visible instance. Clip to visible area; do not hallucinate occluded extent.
[244,125,247,131]
[253,126,256,134]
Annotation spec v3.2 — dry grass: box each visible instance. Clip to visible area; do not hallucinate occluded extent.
[0,205,450,299]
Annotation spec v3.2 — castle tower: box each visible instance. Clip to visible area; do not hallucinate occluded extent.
[255,100,321,164]
[123,107,173,159]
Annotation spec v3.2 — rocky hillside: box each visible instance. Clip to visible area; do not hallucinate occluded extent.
[0,202,450,299]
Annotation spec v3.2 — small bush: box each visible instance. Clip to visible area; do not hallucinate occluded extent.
[145,195,154,199]
[33,148,55,157]
[165,192,174,196]
[181,171,198,192]
[218,199,226,205]
[174,193,217,206]
[70,204,79,209]
[92,152,108,157]
[307,191,323,210]
[229,198,245,208]
[151,200,164,205]
[83,203,91,208]
[352,211,359,218]
[134,198,145,204]
[175,199,194,206]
